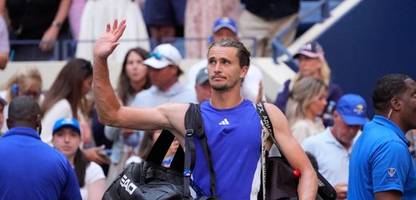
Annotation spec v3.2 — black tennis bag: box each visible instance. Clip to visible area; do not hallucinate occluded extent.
[103,104,217,200]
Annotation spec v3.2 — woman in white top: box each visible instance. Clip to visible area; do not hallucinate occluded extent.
[285,76,328,143]
[41,58,93,145]
[52,118,106,200]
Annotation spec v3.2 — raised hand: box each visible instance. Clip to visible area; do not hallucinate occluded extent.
[93,19,126,60]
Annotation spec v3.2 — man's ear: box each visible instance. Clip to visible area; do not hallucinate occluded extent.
[240,65,249,79]
[390,97,402,111]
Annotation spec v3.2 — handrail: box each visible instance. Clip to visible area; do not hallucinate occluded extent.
[272,0,332,71]
[9,37,257,61]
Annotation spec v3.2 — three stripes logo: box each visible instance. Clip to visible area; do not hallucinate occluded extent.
[219,118,230,125]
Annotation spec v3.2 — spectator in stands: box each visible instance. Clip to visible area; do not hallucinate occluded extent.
[349,74,416,199]
[41,58,93,146]
[143,0,186,47]
[76,0,149,63]
[0,67,42,133]
[2,0,72,60]
[302,94,368,199]
[275,41,342,126]
[195,67,211,102]
[0,96,81,199]
[0,15,9,69]
[132,43,196,107]
[0,97,6,135]
[52,118,106,200]
[286,76,327,143]
[187,17,264,103]
[239,0,300,57]
[104,47,151,183]
[184,0,240,58]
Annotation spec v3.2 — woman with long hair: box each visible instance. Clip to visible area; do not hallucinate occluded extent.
[0,67,43,133]
[286,77,328,143]
[104,47,151,183]
[275,41,342,126]
[52,118,106,200]
[41,58,93,145]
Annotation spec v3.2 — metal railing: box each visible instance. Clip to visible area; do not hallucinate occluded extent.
[9,37,257,61]
[272,0,333,71]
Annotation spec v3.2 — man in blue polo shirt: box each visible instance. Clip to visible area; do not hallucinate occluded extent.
[0,96,81,200]
[348,74,416,199]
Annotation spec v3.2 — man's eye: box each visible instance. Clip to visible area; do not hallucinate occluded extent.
[208,60,216,65]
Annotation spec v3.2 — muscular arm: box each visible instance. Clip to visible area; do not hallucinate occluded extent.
[92,20,186,142]
[264,103,318,200]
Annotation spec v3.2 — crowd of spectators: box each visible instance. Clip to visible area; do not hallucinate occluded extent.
[0,1,415,200]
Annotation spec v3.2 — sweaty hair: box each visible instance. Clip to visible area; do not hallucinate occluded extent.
[372,74,410,112]
[8,96,41,122]
[208,39,251,68]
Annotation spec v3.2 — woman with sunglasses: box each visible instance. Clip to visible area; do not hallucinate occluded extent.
[41,58,93,145]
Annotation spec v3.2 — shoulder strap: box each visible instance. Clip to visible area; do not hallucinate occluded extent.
[184,103,217,198]
[255,102,281,150]
[146,129,176,165]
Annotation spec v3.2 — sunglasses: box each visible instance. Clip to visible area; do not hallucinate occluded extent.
[150,52,176,65]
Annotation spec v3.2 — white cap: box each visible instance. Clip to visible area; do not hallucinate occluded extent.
[143,44,182,69]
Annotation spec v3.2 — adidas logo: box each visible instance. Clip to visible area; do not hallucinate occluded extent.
[219,118,230,125]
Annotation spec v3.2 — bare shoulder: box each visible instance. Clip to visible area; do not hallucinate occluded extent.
[263,102,288,123]
[262,102,291,137]
[157,103,190,136]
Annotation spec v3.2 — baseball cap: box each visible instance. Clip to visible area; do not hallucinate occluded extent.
[294,41,324,60]
[52,118,81,135]
[196,67,209,85]
[336,94,367,126]
[143,43,182,69]
[212,17,238,34]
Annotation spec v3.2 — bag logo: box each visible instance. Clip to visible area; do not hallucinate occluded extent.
[120,175,138,195]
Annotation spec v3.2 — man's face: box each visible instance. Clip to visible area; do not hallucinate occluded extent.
[332,111,361,147]
[207,46,247,92]
[149,65,177,89]
[213,28,237,42]
[397,79,416,131]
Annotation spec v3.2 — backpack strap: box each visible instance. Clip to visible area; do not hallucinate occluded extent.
[146,129,176,165]
[184,103,217,198]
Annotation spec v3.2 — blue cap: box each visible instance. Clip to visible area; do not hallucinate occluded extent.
[52,118,81,135]
[336,94,367,125]
[212,17,238,34]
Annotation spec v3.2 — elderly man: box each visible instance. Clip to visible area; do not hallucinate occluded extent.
[132,43,196,107]
[302,94,368,199]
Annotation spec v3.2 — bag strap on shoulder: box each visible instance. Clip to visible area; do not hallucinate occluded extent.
[184,103,217,198]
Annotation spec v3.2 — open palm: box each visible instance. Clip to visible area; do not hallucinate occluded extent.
[94,20,127,59]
